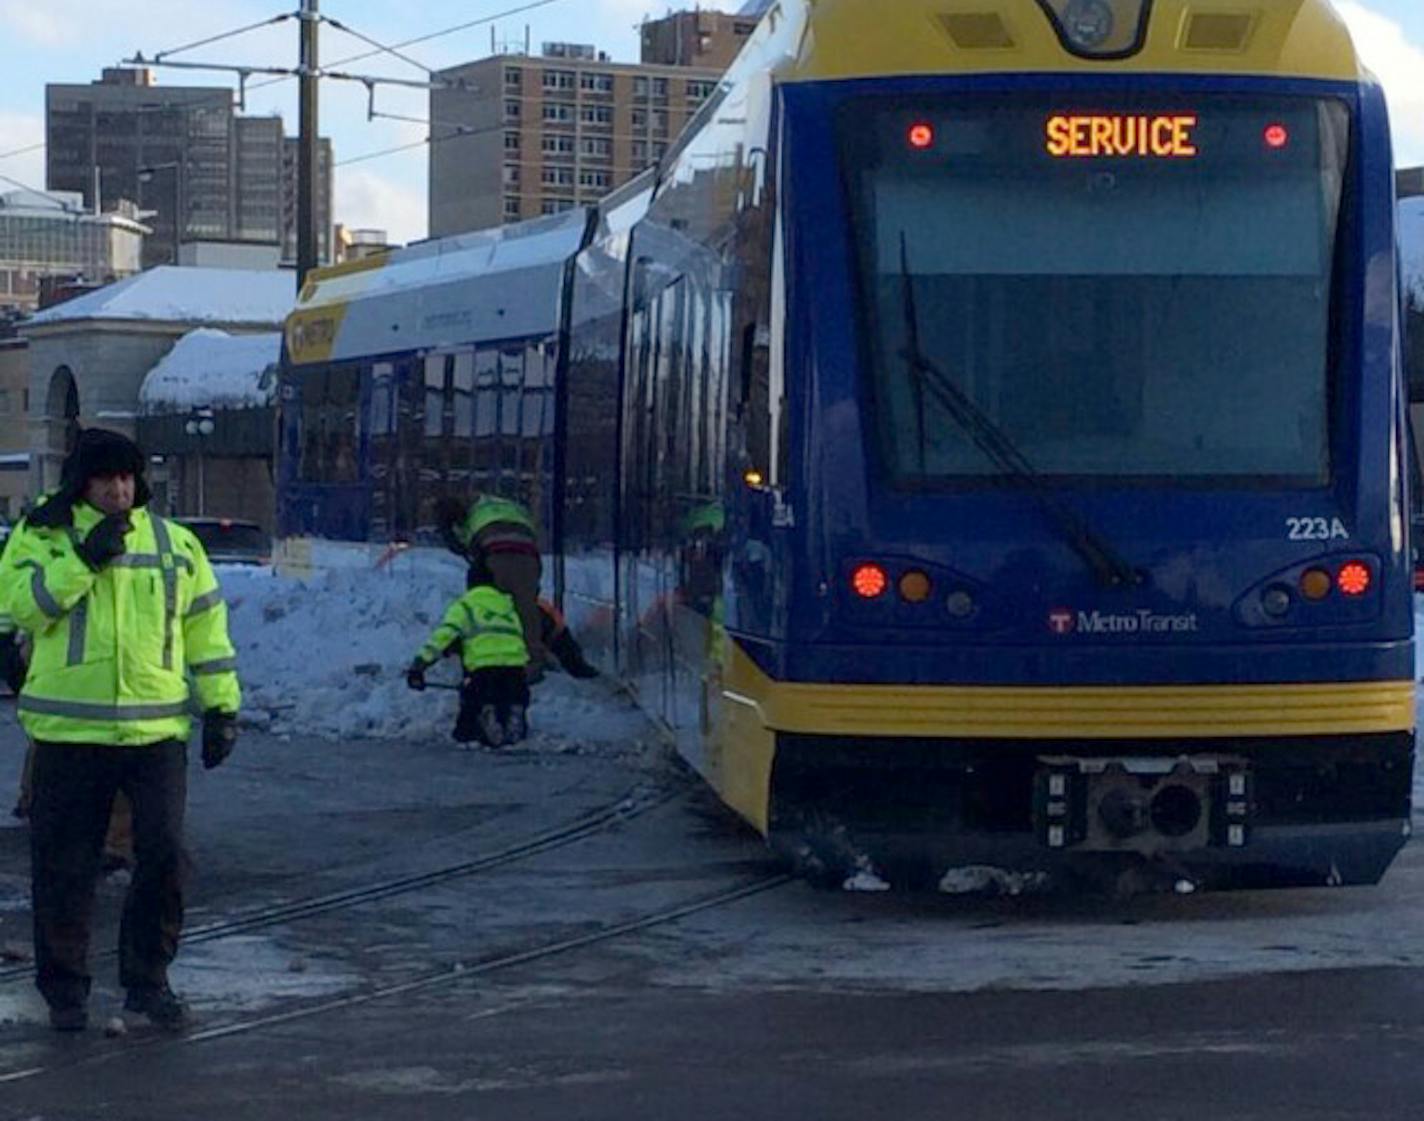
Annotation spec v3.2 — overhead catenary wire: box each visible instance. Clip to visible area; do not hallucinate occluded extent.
[151,12,296,61]
[0,172,87,213]
[320,15,436,77]
[0,142,46,163]
[335,122,500,168]
[244,0,570,96]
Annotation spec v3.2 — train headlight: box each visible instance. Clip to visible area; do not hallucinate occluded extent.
[946,590,976,619]
[1261,586,1292,618]
[1062,0,1114,49]
[1037,0,1149,57]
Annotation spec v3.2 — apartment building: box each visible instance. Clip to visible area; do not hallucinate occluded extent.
[430,34,728,237]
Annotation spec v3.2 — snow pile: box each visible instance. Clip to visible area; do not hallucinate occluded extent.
[140,329,280,414]
[220,557,650,749]
[26,266,294,328]
[1404,197,1424,307]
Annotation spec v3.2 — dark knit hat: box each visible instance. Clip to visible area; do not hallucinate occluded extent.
[31,428,151,528]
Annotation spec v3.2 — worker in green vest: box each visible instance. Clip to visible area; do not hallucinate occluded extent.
[406,576,530,747]
[438,494,545,676]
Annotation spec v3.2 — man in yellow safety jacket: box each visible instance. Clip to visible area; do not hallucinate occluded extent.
[1,429,241,1033]
[407,578,529,748]
[438,493,544,674]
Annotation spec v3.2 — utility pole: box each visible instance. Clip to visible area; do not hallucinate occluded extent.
[298,0,319,287]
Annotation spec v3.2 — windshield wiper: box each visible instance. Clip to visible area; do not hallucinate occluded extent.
[896,234,1141,590]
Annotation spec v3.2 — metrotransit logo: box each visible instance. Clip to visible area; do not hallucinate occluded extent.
[1048,609,1200,636]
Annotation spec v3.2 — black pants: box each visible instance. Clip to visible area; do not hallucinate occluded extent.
[29,740,188,1010]
[454,667,530,743]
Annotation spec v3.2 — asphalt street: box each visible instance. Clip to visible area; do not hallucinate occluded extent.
[0,713,1422,1120]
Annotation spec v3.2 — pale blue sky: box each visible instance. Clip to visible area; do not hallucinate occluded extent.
[0,0,1419,244]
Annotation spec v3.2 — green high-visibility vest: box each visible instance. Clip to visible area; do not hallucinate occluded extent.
[418,585,528,671]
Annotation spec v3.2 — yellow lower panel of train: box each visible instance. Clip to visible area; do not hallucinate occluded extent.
[708,638,1416,838]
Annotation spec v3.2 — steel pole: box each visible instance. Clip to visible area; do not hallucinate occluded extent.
[298,0,320,286]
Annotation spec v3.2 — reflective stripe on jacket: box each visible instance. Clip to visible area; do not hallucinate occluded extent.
[418,585,528,672]
[0,504,241,745]
[456,496,537,553]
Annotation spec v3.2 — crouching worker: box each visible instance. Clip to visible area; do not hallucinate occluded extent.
[407,579,530,748]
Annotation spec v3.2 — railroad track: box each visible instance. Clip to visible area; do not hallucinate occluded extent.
[0,777,686,986]
[0,869,795,1086]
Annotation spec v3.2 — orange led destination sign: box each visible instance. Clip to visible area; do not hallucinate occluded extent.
[1046,114,1199,159]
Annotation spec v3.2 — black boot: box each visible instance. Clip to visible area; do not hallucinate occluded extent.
[124,985,188,1031]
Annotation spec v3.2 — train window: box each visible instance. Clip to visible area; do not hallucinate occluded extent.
[842,93,1349,486]
[452,350,476,436]
[369,362,395,436]
[423,355,447,438]
[297,365,361,484]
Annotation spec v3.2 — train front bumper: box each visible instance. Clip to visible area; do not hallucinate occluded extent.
[768,731,1414,891]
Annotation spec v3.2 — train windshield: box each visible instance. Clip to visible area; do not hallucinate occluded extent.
[840,93,1350,486]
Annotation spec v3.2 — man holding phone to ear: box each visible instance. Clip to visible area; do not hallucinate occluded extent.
[1,429,240,1033]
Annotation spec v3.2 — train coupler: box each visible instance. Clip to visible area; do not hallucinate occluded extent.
[1035,755,1252,854]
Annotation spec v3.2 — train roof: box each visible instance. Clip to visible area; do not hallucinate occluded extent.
[285,209,591,368]
[753,0,1363,84]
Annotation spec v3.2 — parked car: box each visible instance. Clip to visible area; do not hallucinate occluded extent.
[175,517,270,566]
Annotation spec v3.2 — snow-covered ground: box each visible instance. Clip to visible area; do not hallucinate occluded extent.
[221,556,649,748]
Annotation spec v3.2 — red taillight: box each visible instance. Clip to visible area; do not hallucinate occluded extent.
[1337,562,1372,597]
[852,564,889,599]
[1264,123,1289,150]
[908,122,935,150]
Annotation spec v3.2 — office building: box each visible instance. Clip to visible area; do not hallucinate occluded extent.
[0,188,146,314]
[47,67,333,269]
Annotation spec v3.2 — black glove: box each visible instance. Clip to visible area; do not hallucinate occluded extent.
[406,660,428,692]
[76,513,130,571]
[0,635,26,695]
[201,709,238,770]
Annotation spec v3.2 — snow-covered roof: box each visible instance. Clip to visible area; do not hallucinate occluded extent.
[288,209,589,366]
[139,328,281,414]
[1403,196,1424,307]
[26,266,296,330]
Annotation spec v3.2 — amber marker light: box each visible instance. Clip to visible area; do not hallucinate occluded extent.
[1299,569,1332,601]
[899,571,932,604]
[852,564,889,599]
[743,469,765,488]
[1337,562,1372,597]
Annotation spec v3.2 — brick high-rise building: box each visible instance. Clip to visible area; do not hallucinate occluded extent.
[640,8,760,70]
[47,68,333,269]
[429,31,733,238]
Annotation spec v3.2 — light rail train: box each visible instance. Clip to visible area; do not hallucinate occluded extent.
[283,0,1416,891]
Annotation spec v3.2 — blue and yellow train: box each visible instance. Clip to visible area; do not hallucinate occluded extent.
[283,0,1416,891]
